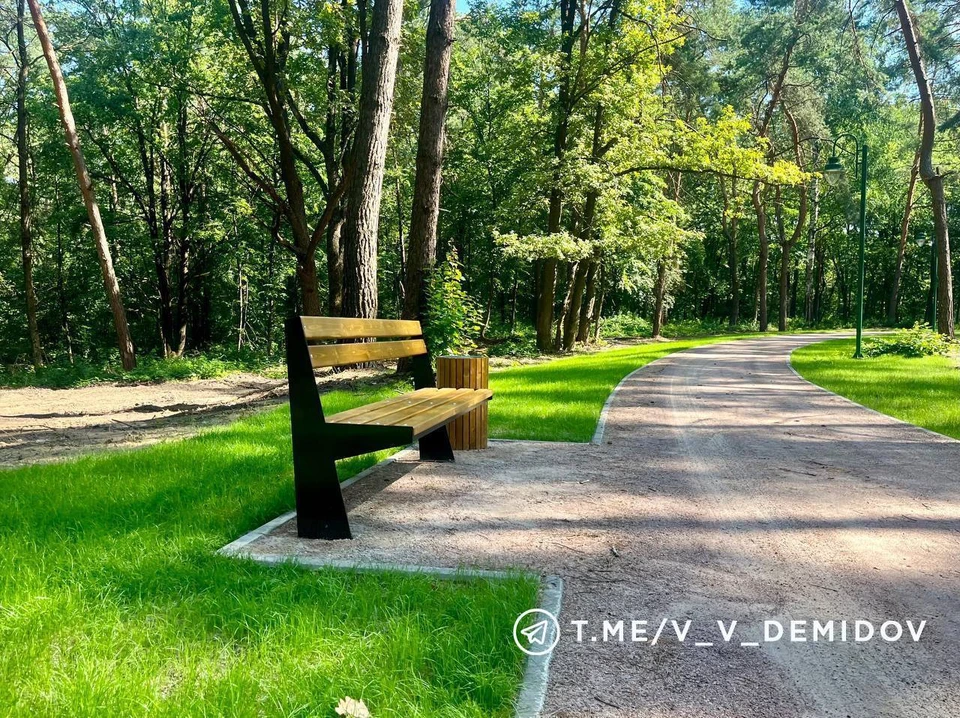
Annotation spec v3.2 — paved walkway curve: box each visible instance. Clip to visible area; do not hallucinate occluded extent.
[553,333,960,717]
[243,334,960,717]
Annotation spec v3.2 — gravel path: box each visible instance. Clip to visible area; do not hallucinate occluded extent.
[240,334,960,717]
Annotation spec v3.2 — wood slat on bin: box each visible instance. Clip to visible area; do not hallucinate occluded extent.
[435,356,490,450]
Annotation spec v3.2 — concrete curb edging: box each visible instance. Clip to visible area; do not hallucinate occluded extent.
[786,347,959,444]
[514,575,564,718]
[591,356,673,445]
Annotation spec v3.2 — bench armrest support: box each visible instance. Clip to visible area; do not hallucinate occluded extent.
[411,352,436,390]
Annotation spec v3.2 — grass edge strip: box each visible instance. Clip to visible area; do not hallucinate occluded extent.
[786,342,959,444]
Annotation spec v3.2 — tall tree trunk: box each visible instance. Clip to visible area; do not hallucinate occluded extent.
[652,260,668,338]
[554,261,577,350]
[753,183,769,331]
[778,102,809,332]
[509,274,518,334]
[592,269,606,342]
[297,258,323,316]
[28,0,136,369]
[536,258,559,351]
[749,39,795,334]
[402,0,455,323]
[537,0,575,352]
[721,178,739,326]
[779,234,791,331]
[814,243,825,322]
[266,212,279,355]
[342,0,404,318]
[16,0,41,368]
[174,97,192,356]
[553,262,572,347]
[394,175,406,312]
[326,214,344,315]
[563,106,606,350]
[325,29,349,317]
[563,258,590,350]
[225,0,332,316]
[804,174,820,322]
[895,0,954,337]
[729,227,740,327]
[55,191,74,363]
[237,255,247,350]
[577,260,597,343]
[889,144,921,324]
[157,157,176,356]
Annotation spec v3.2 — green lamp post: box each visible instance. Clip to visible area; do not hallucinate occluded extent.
[823,134,868,359]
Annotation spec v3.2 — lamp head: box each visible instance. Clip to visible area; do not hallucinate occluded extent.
[823,156,844,186]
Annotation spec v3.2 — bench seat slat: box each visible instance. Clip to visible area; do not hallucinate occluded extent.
[308,339,427,368]
[301,317,422,340]
[329,387,459,425]
[348,389,484,433]
[402,391,492,438]
[327,387,492,439]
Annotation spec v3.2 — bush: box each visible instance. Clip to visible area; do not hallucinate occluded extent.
[0,350,283,389]
[482,325,539,358]
[661,318,757,337]
[864,323,955,358]
[423,251,482,357]
[599,313,652,338]
[599,315,762,339]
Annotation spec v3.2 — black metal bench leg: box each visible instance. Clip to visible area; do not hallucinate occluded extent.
[293,449,352,540]
[419,425,455,462]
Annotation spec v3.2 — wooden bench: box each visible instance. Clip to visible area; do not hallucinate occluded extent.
[285,316,493,539]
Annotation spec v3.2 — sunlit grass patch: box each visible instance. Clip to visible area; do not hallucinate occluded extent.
[0,382,536,716]
[791,337,960,440]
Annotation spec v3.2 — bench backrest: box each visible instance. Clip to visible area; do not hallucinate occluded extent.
[299,316,427,368]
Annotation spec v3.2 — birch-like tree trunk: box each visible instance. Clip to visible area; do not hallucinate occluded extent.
[28,0,136,369]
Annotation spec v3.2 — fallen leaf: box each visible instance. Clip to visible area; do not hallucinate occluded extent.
[335,697,370,718]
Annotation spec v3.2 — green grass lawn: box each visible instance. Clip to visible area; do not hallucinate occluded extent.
[0,385,535,717]
[791,338,960,439]
[0,334,749,715]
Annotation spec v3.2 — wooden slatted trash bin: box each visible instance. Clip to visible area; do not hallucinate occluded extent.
[436,355,489,450]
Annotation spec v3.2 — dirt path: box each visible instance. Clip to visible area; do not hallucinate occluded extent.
[240,334,960,717]
[0,367,396,467]
[0,373,286,466]
[0,336,665,468]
